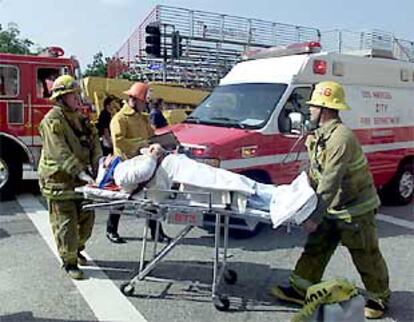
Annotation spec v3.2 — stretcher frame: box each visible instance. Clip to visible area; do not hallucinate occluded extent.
[77,186,272,311]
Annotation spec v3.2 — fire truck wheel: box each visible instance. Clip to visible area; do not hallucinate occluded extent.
[381,162,414,206]
[0,156,22,201]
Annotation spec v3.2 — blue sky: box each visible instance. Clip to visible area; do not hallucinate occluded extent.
[1,0,412,68]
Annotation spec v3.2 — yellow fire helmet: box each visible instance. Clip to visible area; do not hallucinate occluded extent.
[50,75,80,101]
[306,81,351,111]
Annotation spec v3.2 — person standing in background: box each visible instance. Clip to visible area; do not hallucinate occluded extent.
[107,82,171,243]
[97,96,115,156]
[149,98,168,129]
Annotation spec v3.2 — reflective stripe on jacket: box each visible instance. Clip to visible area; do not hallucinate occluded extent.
[38,104,102,200]
[306,118,380,222]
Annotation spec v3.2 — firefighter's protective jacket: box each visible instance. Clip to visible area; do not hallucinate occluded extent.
[306,118,380,222]
[110,103,154,160]
[38,104,102,200]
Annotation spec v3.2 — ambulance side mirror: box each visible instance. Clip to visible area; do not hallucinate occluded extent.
[287,112,305,135]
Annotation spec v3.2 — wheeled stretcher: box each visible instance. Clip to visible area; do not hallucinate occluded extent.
[75,185,285,311]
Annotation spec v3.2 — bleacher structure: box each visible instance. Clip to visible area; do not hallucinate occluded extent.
[321,29,414,62]
[110,5,320,87]
[110,5,413,88]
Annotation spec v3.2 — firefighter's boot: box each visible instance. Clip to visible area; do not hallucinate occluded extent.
[365,298,387,319]
[269,285,305,305]
[63,264,85,280]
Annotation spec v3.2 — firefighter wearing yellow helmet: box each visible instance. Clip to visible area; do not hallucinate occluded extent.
[270,81,390,319]
[38,75,102,280]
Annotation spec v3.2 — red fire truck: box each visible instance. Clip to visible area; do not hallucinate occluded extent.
[171,41,414,234]
[0,47,79,200]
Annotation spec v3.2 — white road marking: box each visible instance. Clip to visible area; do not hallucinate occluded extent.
[377,213,414,230]
[16,194,148,322]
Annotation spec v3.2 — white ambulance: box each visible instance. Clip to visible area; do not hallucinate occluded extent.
[172,40,414,235]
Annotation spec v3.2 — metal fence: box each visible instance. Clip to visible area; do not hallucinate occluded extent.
[112,5,320,87]
[112,6,413,87]
[321,29,413,62]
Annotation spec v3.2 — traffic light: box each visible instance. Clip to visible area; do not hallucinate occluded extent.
[145,23,161,57]
[172,31,183,59]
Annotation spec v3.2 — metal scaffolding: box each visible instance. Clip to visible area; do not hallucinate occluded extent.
[321,29,414,62]
[112,5,320,87]
[111,6,413,87]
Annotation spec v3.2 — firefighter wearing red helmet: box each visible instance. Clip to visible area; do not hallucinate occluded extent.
[106,82,171,243]
[110,82,153,159]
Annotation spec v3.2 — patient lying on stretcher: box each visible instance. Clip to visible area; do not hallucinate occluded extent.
[95,144,317,227]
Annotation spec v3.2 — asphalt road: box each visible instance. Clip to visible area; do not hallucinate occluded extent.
[0,181,413,322]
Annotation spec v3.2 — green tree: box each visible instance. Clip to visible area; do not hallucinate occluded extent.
[83,52,109,77]
[0,22,34,54]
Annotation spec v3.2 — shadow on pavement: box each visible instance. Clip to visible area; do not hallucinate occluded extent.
[176,215,413,251]
[163,224,307,252]
[0,312,89,322]
[376,220,414,239]
[387,290,414,322]
[0,228,11,239]
[18,179,41,195]
[125,212,413,254]
[89,259,300,313]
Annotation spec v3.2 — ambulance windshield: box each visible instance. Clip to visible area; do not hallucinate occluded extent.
[186,83,287,129]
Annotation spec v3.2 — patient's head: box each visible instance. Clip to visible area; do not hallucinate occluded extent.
[148,144,165,158]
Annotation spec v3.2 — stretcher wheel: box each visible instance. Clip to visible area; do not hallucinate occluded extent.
[224,269,237,285]
[213,296,230,311]
[120,282,135,296]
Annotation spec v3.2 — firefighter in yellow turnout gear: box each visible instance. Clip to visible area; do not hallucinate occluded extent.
[106,82,171,243]
[269,81,390,319]
[38,75,102,280]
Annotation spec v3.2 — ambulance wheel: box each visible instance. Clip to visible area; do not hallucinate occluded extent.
[213,296,230,311]
[224,269,237,285]
[394,163,414,205]
[382,162,414,205]
[0,156,22,201]
[120,282,135,296]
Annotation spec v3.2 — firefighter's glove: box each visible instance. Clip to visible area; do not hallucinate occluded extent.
[78,171,95,184]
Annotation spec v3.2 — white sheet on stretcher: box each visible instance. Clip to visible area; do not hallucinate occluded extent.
[162,154,256,195]
[112,154,256,195]
[270,172,317,228]
[166,156,317,226]
[78,171,316,229]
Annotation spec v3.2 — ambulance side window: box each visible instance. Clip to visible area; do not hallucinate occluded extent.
[278,87,312,133]
[0,65,19,97]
